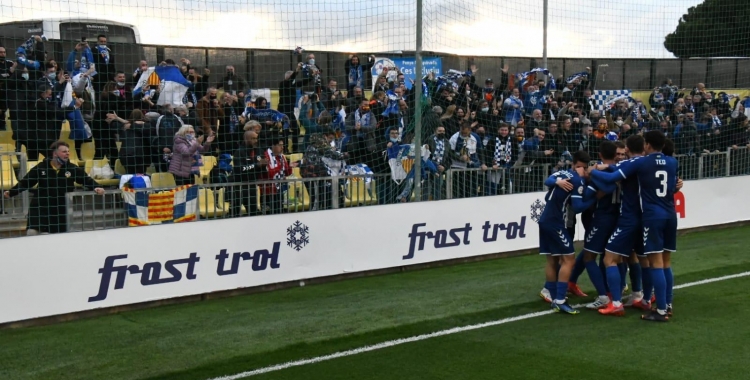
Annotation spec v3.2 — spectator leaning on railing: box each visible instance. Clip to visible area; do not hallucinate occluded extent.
[4,141,104,235]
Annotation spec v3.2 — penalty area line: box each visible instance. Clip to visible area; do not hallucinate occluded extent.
[207,270,750,380]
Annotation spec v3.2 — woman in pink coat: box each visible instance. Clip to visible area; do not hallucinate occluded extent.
[169,125,214,185]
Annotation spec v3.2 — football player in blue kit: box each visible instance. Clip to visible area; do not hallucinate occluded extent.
[538,151,595,314]
[578,141,623,311]
[590,131,678,321]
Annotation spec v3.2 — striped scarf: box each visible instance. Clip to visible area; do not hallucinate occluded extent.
[494,136,512,165]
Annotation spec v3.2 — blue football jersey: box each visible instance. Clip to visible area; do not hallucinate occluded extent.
[587,166,620,219]
[614,153,678,221]
[539,169,586,225]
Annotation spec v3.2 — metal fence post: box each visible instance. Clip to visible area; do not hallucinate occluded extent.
[445,169,453,199]
[726,150,731,177]
[331,178,339,209]
[697,154,704,179]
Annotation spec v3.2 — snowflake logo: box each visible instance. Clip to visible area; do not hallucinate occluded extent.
[287,221,310,252]
[530,199,545,223]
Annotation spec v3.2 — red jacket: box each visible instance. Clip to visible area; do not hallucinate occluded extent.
[262,149,292,194]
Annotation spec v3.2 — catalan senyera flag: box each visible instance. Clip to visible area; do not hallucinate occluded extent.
[122,185,199,227]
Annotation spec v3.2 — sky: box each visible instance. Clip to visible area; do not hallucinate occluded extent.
[0,0,706,58]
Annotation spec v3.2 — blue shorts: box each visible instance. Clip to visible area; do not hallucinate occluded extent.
[605,222,644,257]
[583,216,618,255]
[643,218,678,255]
[539,223,575,256]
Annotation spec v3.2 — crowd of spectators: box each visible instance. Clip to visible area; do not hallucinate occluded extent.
[2,35,750,230]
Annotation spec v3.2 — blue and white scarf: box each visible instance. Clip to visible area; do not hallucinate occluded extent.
[78,46,95,75]
[228,107,239,133]
[354,109,371,135]
[382,90,401,117]
[97,45,111,65]
[712,115,722,129]
[565,71,589,84]
[432,136,445,163]
[517,68,556,90]
[348,64,364,87]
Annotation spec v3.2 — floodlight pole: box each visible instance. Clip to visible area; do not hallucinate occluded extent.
[414,0,423,201]
[543,0,548,69]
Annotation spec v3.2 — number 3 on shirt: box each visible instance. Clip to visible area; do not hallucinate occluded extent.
[655,170,668,197]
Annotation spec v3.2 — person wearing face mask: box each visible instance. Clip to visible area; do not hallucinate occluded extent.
[345,98,378,167]
[169,125,214,185]
[197,87,224,137]
[95,72,132,160]
[4,141,104,235]
[91,35,114,93]
[425,125,452,200]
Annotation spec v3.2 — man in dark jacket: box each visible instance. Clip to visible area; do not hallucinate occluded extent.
[425,125,452,200]
[92,35,116,93]
[4,141,104,235]
[278,63,311,151]
[30,85,80,161]
[216,65,247,96]
[152,105,185,172]
[229,130,266,217]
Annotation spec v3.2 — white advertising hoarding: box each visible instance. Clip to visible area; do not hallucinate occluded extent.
[1,175,748,324]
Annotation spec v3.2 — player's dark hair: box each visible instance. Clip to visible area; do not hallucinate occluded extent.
[614,141,626,149]
[644,130,666,151]
[663,139,675,157]
[626,135,645,154]
[572,150,591,165]
[599,141,617,161]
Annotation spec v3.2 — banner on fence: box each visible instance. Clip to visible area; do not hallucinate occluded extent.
[122,185,199,226]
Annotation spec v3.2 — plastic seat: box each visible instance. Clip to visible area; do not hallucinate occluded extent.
[0,131,14,145]
[0,154,18,190]
[286,180,310,212]
[0,143,19,169]
[344,177,369,207]
[80,142,95,161]
[198,188,228,218]
[151,173,177,188]
[114,159,127,176]
[84,159,120,187]
[199,155,216,183]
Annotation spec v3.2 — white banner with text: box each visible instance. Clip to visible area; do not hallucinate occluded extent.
[1,176,748,324]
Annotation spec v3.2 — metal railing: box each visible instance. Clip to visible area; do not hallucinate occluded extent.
[0,152,29,222]
[0,152,741,236]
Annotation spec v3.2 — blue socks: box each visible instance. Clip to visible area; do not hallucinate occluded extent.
[606,266,622,302]
[544,281,555,297]
[556,281,568,302]
[651,268,668,311]
[642,267,653,301]
[629,262,643,292]
[569,251,586,283]
[599,256,609,292]
[585,260,608,296]
[618,262,628,290]
[665,267,674,305]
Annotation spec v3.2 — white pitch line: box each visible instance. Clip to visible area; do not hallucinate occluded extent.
[208,271,750,380]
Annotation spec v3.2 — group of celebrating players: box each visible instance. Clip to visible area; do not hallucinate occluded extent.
[537,130,681,322]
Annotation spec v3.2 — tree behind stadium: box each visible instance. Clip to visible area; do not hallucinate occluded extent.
[664,0,750,58]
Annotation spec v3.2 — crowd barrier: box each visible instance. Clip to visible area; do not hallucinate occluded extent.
[1,171,749,325]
